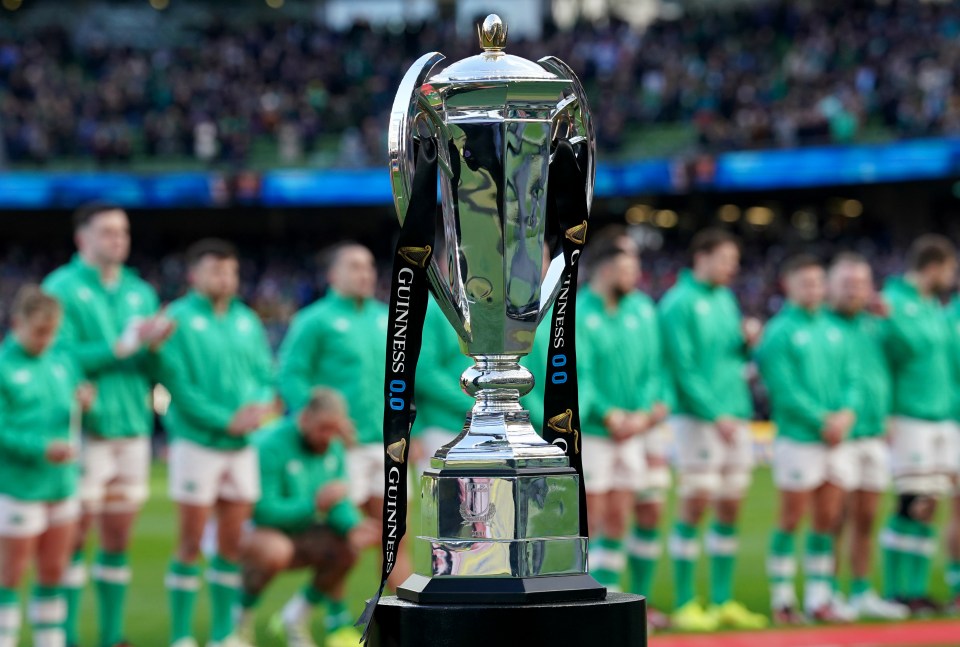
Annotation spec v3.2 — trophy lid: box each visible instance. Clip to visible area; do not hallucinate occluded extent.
[431,14,557,83]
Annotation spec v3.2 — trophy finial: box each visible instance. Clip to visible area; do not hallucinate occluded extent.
[478,14,507,52]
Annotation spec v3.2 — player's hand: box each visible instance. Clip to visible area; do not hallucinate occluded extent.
[409,439,426,466]
[114,318,145,359]
[75,382,96,412]
[605,409,629,440]
[867,294,890,318]
[623,411,651,438]
[141,314,176,350]
[227,404,270,436]
[822,410,855,446]
[650,402,669,426]
[347,519,380,554]
[715,417,739,445]
[46,441,76,464]
[742,317,764,348]
[339,419,358,448]
[316,481,350,513]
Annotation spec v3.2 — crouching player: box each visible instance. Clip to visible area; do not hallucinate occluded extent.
[0,287,92,647]
[235,388,378,647]
[758,256,857,623]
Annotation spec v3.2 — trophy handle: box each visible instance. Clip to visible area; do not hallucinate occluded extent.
[535,56,596,323]
[388,52,471,342]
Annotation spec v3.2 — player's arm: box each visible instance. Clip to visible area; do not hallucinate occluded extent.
[250,315,279,404]
[838,330,862,416]
[659,303,724,421]
[415,324,468,420]
[277,312,321,412]
[157,327,236,431]
[253,444,316,529]
[0,385,47,462]
[324,443,363,536]
[573,325,601,416]
[44,291,122,374]
[756,323,830,429]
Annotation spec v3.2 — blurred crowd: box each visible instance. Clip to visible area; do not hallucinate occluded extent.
[3,0,960,168]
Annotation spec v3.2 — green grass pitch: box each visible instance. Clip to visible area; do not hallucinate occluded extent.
[28,465,951,645]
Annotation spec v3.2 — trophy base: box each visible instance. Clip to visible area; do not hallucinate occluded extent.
[369,592,647,647]
[397,572,605,604]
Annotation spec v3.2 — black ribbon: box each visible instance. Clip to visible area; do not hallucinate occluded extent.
[357,138,438,641]
[541,139,590,540]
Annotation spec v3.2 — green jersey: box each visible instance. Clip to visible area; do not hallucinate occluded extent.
[659,269,753,421]
[159,291,276,450]
[757,304,858,444]
[578,288,667,437]
[43,255,160,439]
[253,418,362,535]
[413,300,471,436]
[520,318,550,434]
[829,309,891,438]
[278,291,387,445]
[945,297,960,421]
[0,337,82,501]
[882,276,953,421]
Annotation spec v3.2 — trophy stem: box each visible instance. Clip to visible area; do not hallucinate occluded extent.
[460,354,532,414]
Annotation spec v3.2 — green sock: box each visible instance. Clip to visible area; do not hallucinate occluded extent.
[767,529,796,610]
[61,550,85,646]
[670,522,699,608]
[0,587,20,645]
[903,521,935,599]
[627,525,661,597]
[29,585,65,645]
[166,560,200,643]
[94,550,130,647]
[707,522,737,605]
[881,516,907,599]
[208,555,242,642]
[948,561,960,597]
[851,578,871,597]
[589,537,625,591]
[322,594,350,633]
[805,532,835,611]
[240,590,261,610]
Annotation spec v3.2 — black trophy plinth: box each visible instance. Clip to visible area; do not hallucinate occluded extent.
[368,592,647,647]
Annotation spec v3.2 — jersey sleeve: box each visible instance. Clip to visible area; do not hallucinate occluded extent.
[254,443,315,529]
[0,383,47,463]
[659,303,724,421]
[158,324,236,432]
[277,312,321,412]
[757,323,830,430]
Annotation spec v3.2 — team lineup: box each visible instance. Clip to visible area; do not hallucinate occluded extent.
[2,203,960,647]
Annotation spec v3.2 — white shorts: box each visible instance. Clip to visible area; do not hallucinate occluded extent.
[772,438,855,492]
[638,423,673,498]
[415,427,459,475]
[348,443,385,504]
[889,417,959,477]
[673,415,754,498]
[0,495,80,538]
[845,437,892,493]
[581,435,645,494]
[168,439,260,506]
[80,436,151,512]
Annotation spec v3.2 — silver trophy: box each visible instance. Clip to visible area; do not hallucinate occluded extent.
[388,15,601,603]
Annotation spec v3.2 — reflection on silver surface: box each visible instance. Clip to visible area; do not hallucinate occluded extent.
[419,473,579,541]
[417,537,589,578]
[389,14,596,591]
